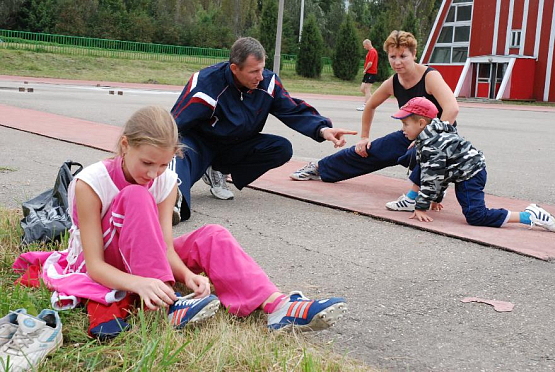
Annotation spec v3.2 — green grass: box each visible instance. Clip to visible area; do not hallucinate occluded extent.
[0,209,371,371]
[0,48,367,96]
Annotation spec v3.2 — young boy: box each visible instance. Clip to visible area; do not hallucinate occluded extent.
[391,96,555,232]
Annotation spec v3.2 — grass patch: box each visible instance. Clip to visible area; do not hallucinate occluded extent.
[0,167,16,173]
[0,48,367,96]
[0,208,370,371]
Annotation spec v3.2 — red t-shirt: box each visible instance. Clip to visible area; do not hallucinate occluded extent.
[364,48,378,75]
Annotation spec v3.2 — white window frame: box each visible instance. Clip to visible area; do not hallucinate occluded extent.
[430,0,473,65]
[510,30,522,48]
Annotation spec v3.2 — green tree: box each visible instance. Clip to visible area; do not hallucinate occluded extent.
[53,0,97,36]
[321,0,345,53]
[296,14,324,78]
[0,0,27,29]
[332,14,359,81]
[189,7,234,49]
[17,0,57,33]
[402,8,422,59]
[124,9,156,42]
[259,0,278,71]
[369,11,391,82]
[88,0,127,39]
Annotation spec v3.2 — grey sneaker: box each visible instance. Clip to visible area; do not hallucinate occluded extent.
[525,204,555,232]
[356,105,365,111]
[0,309,27,348]
[202,166,234,200]
[385,194,416,212]
[172,187,183,226]
[290,162,320,181]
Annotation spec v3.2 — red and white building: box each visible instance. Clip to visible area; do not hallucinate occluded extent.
[420,0,555,102]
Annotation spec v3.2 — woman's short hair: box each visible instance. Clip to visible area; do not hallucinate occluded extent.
[383,30,417,55]
[229,37,266,68]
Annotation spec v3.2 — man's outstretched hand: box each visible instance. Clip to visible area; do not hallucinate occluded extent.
[322,128,358,148]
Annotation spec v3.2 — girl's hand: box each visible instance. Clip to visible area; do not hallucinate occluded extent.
[185,274,211,298]
[132,277,177,310]
[410,210,434,222]
[355,138,371,157]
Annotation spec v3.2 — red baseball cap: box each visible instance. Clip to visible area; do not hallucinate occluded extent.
[391,97,439,119]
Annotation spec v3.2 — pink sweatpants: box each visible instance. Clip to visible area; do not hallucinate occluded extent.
[88,185,277,331]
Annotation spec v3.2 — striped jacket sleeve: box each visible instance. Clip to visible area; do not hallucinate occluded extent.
[171,72,216,134]
[270,75,332,142]
[415,144,449,211]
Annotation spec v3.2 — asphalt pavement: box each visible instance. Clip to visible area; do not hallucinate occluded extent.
[1,78,555,371]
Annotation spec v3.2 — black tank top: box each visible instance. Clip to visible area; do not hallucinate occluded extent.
[393,67,443,118]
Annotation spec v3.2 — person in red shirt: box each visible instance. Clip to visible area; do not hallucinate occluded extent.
[357,39,378,111]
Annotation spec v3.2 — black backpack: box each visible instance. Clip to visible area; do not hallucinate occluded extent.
[21,160,83,245]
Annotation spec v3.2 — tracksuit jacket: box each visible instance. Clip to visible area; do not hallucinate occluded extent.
[415,119,486,211]
[171,61,333,144]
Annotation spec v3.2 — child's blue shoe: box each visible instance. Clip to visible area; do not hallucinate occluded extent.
[89,318,130,340]
[168,293,220,329]
[267,291,347,331]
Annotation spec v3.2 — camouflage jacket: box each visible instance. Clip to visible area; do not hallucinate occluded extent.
[415,119,486,211]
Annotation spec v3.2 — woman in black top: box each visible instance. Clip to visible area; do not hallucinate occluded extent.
[291,30,459,212]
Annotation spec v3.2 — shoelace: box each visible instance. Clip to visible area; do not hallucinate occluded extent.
[288,290,309,302]
[297,163,317,175]
[173,293,206,307]
[5,331,36,353]
[211,170,231,190]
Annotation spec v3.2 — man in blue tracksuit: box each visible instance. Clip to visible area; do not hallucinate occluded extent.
[171,37,356,221]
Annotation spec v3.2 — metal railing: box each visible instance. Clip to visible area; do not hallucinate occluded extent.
[0,29,333,73]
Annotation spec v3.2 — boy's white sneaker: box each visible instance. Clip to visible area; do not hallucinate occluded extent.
[0,309,26,348]
[525,204,555,232]
[356,105,365,111]
[385,194,416,212]
[0,310,62,372]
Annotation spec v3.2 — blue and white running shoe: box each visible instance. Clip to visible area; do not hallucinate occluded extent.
[267,291,347,331]
[168,293,220,329]
[525,204,555,232]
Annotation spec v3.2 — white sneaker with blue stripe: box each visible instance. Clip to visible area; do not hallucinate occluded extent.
[267,291,347,331]
[0,309,62,372]
[385,193,416,212]
[525,204,555,232]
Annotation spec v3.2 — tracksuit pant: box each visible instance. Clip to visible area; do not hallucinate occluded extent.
[87,185,278,334]
[454,168,509,227]
[173,132,293,220]
[318,130,422,185]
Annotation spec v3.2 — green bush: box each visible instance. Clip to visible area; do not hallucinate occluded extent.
[295,15,323,78]
[259,0,278,71]
[369,12,391,82]
[332,14,359,81]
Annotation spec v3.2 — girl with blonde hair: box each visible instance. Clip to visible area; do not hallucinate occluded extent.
[15,106,347,339]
